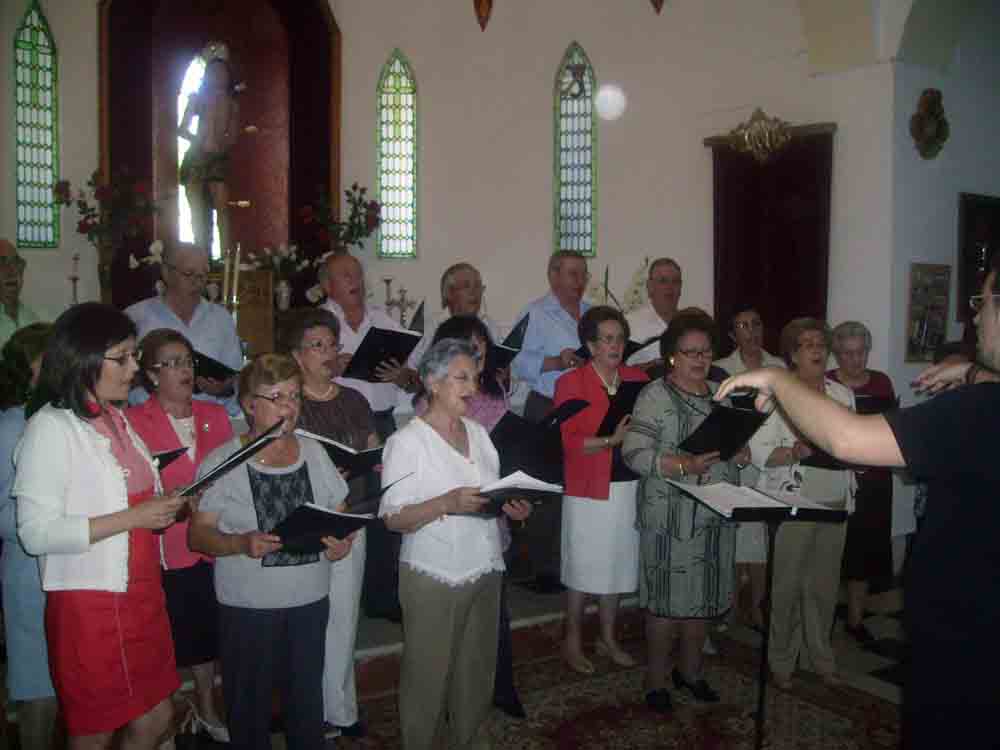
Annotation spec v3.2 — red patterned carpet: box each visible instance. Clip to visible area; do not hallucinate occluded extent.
[341,636,900,749]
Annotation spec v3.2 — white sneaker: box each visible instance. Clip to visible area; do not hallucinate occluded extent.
[702,635,718,655]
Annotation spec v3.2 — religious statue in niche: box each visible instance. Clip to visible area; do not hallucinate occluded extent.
[909,88,949,160]
[178,41,247,254]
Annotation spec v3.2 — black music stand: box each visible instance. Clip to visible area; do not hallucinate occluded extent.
[666,481,847,750]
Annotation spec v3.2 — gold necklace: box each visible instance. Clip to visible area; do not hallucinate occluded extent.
[592,363,619,396]
[304,383,334,401]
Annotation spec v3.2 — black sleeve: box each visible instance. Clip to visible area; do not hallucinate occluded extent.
[884,384,1000,482]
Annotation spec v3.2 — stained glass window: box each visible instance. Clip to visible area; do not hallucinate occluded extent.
[14,0,59,248]
[375,49,417,259]
[553,42,597,257]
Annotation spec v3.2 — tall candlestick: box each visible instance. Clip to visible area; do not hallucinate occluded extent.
[231,243,241,316]
[222,248,232,308]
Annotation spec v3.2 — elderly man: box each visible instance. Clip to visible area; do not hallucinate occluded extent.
[0,240,41,349]
[716,268,1000,750]
[126,241,243,414]
[320,252,413,622]
[625,257,682,368]
[511,250,590,592]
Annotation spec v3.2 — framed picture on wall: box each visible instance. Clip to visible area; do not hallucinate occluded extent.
[906,263,951,362]
[957,192,1000,321]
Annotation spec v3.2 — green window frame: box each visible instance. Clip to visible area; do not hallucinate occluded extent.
[14,0,59,249]
[553,41,597,257]
[375,49,418,259]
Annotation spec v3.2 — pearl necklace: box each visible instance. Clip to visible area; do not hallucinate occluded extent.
[592,363,619,396]
[304,383,335,401]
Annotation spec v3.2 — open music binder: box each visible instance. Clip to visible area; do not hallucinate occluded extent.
[663,479,848,523]
[342,326,422,382]
[153,447,187,472]
[181,420,284,496]
[454,470,564,518]
[270,503,376,553]
[294,428,382,477]
[676,404,768,461]
[490,399,588,484]
[485,314,530,372]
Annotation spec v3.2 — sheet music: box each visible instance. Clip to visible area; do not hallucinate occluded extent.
[664,480,788,518]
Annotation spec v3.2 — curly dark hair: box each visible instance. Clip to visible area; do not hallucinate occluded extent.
[578,306,630,348]
[0,323,52,411]
[660,310,718,361]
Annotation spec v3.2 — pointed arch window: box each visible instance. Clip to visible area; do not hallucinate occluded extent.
[375,49,418,259]
[553,42,596,257]
[14,0,59,248]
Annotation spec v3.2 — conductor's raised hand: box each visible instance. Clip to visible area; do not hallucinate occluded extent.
[321,532,354,562]
[714,368,781,412]
[911,355,971,396]
[242,531,282,559]
[443,486,488,515]
[501,499,532,522]
[132,493,187,530]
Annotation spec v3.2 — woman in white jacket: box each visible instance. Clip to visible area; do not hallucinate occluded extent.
[14,303,186,749]
[748,318,854,689]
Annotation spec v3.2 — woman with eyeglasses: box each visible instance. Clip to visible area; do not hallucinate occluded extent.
[126,328,233,741]
[553,306,648,676]
[747,318,855,689]
[285,309,378,740]
[622,311,748,713]
[714,304,785,632]
[13,303,188,748]
[189,354,354,750]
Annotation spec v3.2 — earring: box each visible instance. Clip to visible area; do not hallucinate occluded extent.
[668,356,675,368]
[151,379,159,388]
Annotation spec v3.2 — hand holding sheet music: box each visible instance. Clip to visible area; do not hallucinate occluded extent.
[453,471,563,518]
[342,326,422,382]
[270,503,375,554]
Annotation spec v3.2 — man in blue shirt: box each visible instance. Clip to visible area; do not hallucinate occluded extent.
[126,242,243,415]
[511,250,590,592]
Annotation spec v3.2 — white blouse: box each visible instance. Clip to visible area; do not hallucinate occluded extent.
[379,417,505,586]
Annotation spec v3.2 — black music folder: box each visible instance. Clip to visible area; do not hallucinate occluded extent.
[456,471,564,518]
[194,351,239,382]
[294,428,382,476]
[342,326,422,382]
[181,420,284,496]
[575,335,661,363]
[677,404,769,461]
[490,399,588,484]
[271,504,375,553]
[409,301,425,335]
[153,447,187,472]
[596,380,646,437]
[486,315,531,372]
[665,479,848,523]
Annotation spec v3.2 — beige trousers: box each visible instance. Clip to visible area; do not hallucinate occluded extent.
[768,520,847,678]
[398,565,501,750]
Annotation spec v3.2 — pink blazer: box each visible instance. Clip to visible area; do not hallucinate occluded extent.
[126,398,233,569]
[555,364,649,500]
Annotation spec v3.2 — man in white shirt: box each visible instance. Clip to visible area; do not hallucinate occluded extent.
[319,252,411,624]
[625,257,683,369]
[126,242,243,415]
[0,239,41,350]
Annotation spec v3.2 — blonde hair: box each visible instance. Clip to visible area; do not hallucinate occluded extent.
[238,353,301,414]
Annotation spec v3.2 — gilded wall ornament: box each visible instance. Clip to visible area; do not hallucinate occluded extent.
[909,88,949,160]
[730,108,792,164]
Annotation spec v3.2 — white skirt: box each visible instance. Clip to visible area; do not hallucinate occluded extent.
[560,481,639,594]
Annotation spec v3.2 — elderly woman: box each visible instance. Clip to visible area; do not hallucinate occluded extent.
[0,324,55,750]
[623,312,747,713]
[554,306,648,674]
[379,339,531,750]
[285,308,377,740]
[189,354,354,750]
[749,318,855,688]
[714,304,785,631]
[14,303,186,748]
[126,329,233,741]
[828,321,896,644]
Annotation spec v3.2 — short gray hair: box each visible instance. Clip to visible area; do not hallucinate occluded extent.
[162,240,209,267]
[418,338,479,391]
[440,262,480,308]
[832,321,872,352]
[648,257,681,279]
[548,250,587,275]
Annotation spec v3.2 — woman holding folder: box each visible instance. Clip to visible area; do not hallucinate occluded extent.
[554,306,649,675]
[622,312,747,712]
[189,354,354,750]
[126,328,233,741]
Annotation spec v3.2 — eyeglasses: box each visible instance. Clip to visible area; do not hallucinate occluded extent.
[676,348,714,360]
[299,340,343,354]
[153,356,195,370]
[595,334,626,346]
[734,320,763,330]
[969,294,1000,313]
[166,263,208,283]
[254,391,302,406]
[104,350,141,367]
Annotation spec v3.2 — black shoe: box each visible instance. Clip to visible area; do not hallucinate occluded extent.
[672,668,720,703]
[845,622,876,646]
[493,694,527,719]
[645,688,673,714]
[525,574,565,594]
[331,720,367,738]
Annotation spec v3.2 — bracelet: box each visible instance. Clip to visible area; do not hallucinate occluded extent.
[604,436,611,449]
[677,458,687,479]
[966,363,981,386]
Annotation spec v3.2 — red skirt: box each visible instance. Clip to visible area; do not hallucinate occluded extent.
[46,491,180,736]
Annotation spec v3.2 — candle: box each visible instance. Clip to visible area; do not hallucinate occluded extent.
[231,243,241,313]
[222,248,231,308]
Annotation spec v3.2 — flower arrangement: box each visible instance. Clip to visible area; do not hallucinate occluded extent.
[240,243,311,282]
[54,168,157,304]
[585,258,650,315]
[128,239,164,271]
[299,182,381,251]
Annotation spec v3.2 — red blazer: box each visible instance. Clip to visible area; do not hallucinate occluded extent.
[554,364,649,500]
[126,397,233,569]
